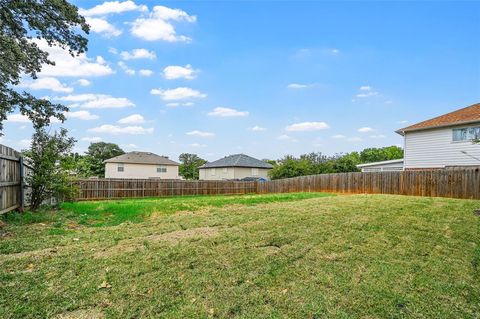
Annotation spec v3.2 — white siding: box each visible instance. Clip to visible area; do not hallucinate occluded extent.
[105,163,179,179]
[360,161,404,172]
[404,125,480,169]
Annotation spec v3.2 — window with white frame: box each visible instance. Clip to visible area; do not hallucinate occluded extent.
[452,126,480,142]
[157,165,167,173]
[117,163,124,172]
[211,168,216,176]
[251,168,259,176]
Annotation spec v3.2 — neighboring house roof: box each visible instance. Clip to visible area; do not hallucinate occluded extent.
[356,159,404,168]
[200,154,273,169]
[104,151,179,165]
[396,102,480,135]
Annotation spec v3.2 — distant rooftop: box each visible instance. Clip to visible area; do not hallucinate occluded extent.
[396,102,480,135]
[200,154,273,169]
[104,151,179,165]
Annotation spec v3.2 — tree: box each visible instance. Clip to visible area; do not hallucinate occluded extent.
[0,0,89,132]
[268,155,313,180]
[359,146,404,163]
[85,142,124,177]
[23,127,76,210]
[179,153,206,180]
[60,152,91,177]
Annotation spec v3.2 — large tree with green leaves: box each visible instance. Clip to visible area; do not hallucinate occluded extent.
[178,153,206,180]
[85,142,124,177]
[0,0,89,132]
[23,127,76,210]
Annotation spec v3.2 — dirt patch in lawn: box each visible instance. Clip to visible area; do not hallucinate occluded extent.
[94,226,221,258]
[2,247,60,261]
[54,308,104,319]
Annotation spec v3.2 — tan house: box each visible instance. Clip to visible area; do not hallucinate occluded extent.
[199,154,273,181]
[104,151,180,179]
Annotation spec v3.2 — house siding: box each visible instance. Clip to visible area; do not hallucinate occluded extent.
[359,161,404,172]
[199,167,270,180]
[404,124,480,169]
[105,163,179,179]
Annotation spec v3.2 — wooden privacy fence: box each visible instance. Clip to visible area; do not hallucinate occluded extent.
[74,169,480,201]
[257,169,480,199]
[74,179,258,200]
[0,144,31,214]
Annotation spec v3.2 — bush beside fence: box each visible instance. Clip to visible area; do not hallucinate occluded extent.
[73,168,480,201]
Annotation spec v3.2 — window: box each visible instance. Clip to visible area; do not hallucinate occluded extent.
[223,168,228,173]
[117,163,124,172]
[211,168,216,176]
[252,168,259,176]
[453,126,480,142]
[157,166,167,173]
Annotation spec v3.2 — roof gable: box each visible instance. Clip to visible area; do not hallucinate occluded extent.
[200,154,273,169]
[104,152,179,165]
[397,103,480,134]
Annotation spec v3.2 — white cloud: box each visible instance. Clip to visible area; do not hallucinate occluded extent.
[77,79,91,86]
[330,48,340,55]
[79,1,147,16]
[208,107,249,118]
[248,126,266,132]
[89,124,154,135]
[285,121,330,132]
[166,102,194,108]
[332,134,346,139]
[120,48,156,60]
[52,94,135,109]
[190,143,207,148]
[123,143,139,150]
[277,134,298,142]
[18,139,32,148]
[186,130,214,137]
[108,47,118,55]
[357,127,374,133]
[81,137,103,142]
[356,86,379,98]
[398,120,409,124]
[118,114,145,124]
[130,5,196,42]
[139,69,153,77]
[370,134,386,139]
[85,17,122,37]
[150,87,206,101]
[20,77,73,93]
[65,110,99,120]
[118,61,135,75]
[287,83,314,89]
[34,39,114,78]
[7,114,30,123]
[163,64,197,80]
[7,113,60,124]
[347,137,363,142]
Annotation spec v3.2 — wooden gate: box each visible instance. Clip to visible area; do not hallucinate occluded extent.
[0,144,30,214]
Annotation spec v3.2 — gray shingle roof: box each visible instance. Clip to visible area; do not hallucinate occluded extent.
[104,152,179,165]
[200,154,273,169]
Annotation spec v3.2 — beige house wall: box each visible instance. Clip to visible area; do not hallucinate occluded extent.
[199,167,270,180]
[105,162,179,179]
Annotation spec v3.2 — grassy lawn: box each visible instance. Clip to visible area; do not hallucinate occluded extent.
[1,193,479,318]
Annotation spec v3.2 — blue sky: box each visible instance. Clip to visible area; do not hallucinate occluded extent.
[3,0,479,161]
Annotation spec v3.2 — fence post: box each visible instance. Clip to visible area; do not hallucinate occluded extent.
[19,156,25,212]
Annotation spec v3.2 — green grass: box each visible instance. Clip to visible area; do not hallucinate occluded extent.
[1,193,479,318]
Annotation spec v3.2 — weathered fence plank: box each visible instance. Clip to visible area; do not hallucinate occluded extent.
[256,169,480,199]
[74,179,258,200]
[0,144,32,214]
